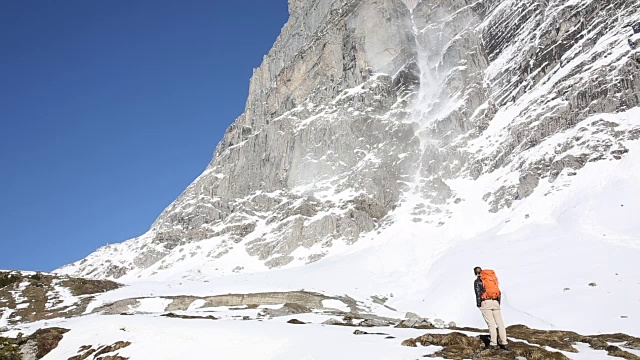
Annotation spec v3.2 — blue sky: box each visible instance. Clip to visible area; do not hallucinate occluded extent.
[0,1,289,271]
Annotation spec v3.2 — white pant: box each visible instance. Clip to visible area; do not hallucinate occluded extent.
[480,299,508,346]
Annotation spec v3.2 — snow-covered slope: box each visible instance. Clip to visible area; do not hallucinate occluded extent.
[51,0,640,339]
[10,314,640,360]
[51,136,640,337]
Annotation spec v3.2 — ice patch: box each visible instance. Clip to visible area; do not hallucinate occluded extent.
[135,298,172,313]
[187,299,207,311]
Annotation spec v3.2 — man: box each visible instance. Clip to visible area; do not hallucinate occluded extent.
[474,266,509,350]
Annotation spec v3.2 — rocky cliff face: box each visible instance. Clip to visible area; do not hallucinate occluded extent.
[57,0,640,280]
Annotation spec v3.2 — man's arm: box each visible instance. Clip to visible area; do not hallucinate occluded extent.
[474,279,483,307]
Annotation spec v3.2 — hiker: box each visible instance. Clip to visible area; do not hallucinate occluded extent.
[474,266,509,350]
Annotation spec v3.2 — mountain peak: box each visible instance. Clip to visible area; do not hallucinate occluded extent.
[58,0,640,304]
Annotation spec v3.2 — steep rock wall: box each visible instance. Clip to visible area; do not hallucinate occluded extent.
[57,0,640,280]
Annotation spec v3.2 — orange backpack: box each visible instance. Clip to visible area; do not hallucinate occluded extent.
[480,269,501,300]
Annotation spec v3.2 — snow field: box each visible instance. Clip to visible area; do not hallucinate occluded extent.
[35,315,431,360]
[77,139,640,338]
[3,312,634,360]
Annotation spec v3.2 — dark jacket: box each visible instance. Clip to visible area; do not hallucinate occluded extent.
[474,277,501,307]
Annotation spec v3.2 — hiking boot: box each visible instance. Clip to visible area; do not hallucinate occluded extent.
[486,345,498,351]
[499,344,510,351]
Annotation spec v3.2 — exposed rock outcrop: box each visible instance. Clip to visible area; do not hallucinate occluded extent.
[0,327,69,360]
[0,271,120,326]
[404,325,640,360]
[92,291,357,316]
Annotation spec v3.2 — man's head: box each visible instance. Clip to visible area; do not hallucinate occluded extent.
[474,267,482,277]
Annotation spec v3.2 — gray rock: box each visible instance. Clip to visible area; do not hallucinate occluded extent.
[371,295,388,305]
[96,291,332,315]
[358,318,395,327]
[96,298,141,315]
[405,312,422,320]
[19,339,38,360]
[322,318,347,326]
[517,173,539,199]
[260,303,312,318]
[395,317,434,329]
[432,318,446,329]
